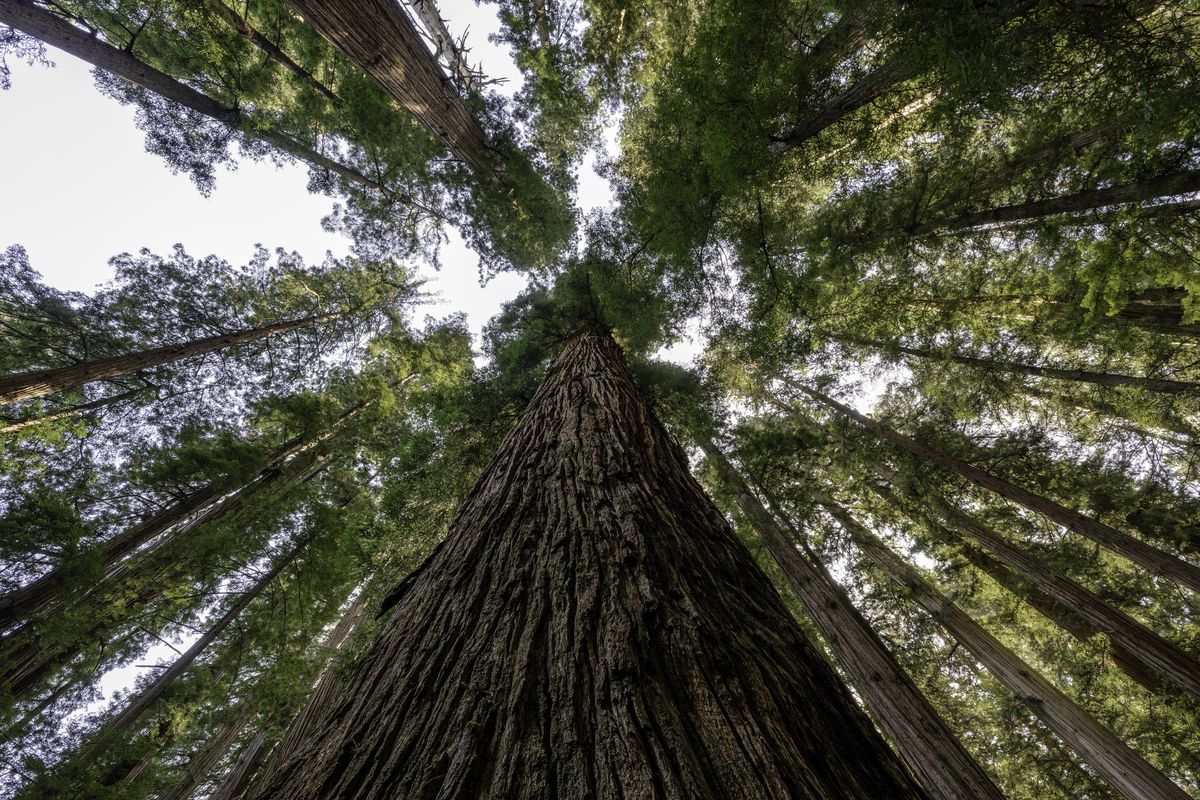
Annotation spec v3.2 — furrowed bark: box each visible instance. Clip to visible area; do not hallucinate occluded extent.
[821,501,1190,800]
[249,328,925,799]
[281,0,497,176]
[699,438,1004,800]
[796,383,1200,594]
[0,310,343,404]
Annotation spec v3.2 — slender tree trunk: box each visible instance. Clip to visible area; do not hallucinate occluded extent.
[201,0,340,104]
[868,484,1180,694]
[698,438,1004,800]
[821,501,1190,800]
[0,311,342,404]
[846,335,1200,395]
[0,0,409,201]
[160,707,257,800]
[909,169,1200,235]
[0,400,363,628]
[252,591,367,790]
[778,56,915,150]
[795,383,1200,593]
[924,493,1200,699]
[76,536,308,765]
[0,449,331,703]
[281,0,497,177]
[211,728,270,800]
[0,386,146,434]
[249,328,925,799]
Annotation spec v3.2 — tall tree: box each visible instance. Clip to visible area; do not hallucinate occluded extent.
[249,328,927,799]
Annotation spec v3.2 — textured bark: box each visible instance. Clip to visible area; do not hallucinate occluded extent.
[0,0,403,199]
[822,502,1190,800]
[249,328,925,799]
[0,310,342,404]
[699,438,1004,800]
[848,335,1200,395]
[281,0,496,176]
[797,383,1200,593]
[161,707,257,800]
[909,169,1200,235]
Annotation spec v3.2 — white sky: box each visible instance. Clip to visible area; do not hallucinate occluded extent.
[0,0,618,351]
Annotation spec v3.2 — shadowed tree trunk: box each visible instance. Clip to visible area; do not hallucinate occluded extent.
[868,484,1177,695]
[0,399,373,628]
[0,310,344,404]
[0,448,331,703]
[795,383,1200,593]
[909,169,1200,235]
[161,707,257,800]
[842,335,1200,395]
[212,728,271,800]
[0,385,146,434]
[820,500,1190,800]
[281,0,497,176]
[248,327,926,799]
[0,0,413,202]
[698,437,1005,800]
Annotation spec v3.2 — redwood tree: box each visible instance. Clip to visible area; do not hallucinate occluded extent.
[249,327,926,799]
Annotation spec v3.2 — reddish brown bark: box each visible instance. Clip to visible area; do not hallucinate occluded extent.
[249,328,925,799]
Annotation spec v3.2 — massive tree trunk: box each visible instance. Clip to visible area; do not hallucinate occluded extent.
[698,438,1004,800]
[846,335,1200,395]
[249,328,925,799]
[820,501,1190,800]
[281,0,497,177]
[796,383,1200,593]
[0,310,343,404]
[0,0,408,201]
[909,169,1200,235]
